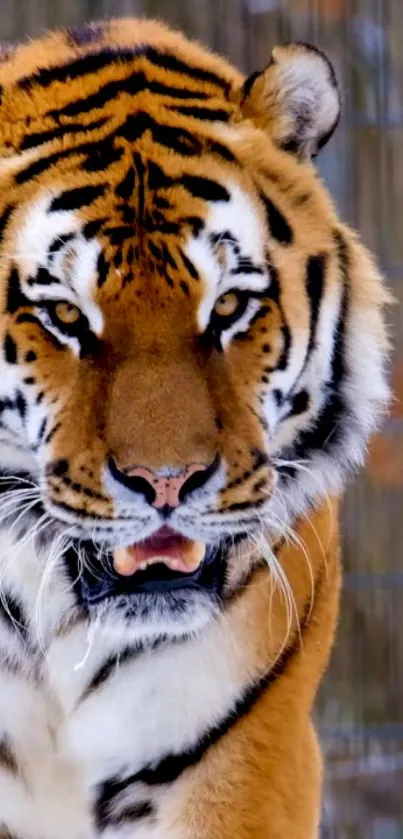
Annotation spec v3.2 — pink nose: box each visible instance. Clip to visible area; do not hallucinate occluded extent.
[126,464,209,508]
[109,455,220,510]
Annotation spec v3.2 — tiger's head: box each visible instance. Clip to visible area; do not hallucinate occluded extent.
[0,20,390,640]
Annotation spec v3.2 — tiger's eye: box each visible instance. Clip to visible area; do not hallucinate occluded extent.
[54,302,81,325]
[213,292,241,319]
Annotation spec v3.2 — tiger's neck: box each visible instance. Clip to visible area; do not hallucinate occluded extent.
[0,500,340,838]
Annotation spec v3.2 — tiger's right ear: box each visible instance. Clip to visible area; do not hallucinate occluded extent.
[238,43,341,159]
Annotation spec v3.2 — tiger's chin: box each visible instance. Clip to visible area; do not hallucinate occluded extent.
[86,589,222,646]
[65,531,231,642]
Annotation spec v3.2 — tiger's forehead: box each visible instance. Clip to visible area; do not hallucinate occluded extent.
[10,169,268,337]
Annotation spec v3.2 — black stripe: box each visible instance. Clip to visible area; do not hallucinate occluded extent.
[50,184,106,213]
[289,231,349,461]
[15,137,112,184]
[82,218,107,240]
[95,795,154,830]
[116,800,155,825]
[103,226,133,245]
[143,47,231,94]
[289,390,310,417]
[16,313,42,327]
[222,497,267,513]
[0,739,19,775]
[6,268,29,315]
[119,112,201,157]
[44,421,62,445]
[0,205,14,246]
[46,70,211,120]
[4,334,17,364]
[19,117,108,150]
[18,49,138,90]
[115,167,135,201]
[36,418,47,445]
[0,591,29,641]
[287,251,327,397]
[15,107,228,189]
[179,216,204,236]
[267,267,291,371]
[80,645,146,701]
[241,70,260,103]
[179,249,199,280]
[81,140,123,172]
[48,232,75,256]
[28,267,59,286]
[160,243,177,271]
[306,253,326,356]
[147,161,172,193]
[180,175,230,203]
[22,45,229,98]
[260,194,293,245]
[168,104,230,121]
[97,252,109,288]
[15,147,76,185]
[16,392,27,421]
[231,261,264,276]
[207,140,236,163]
[95,625,304,814]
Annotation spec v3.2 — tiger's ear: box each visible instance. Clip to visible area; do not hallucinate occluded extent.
[239,43,340,159]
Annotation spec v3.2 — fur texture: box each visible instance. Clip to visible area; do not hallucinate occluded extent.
[0,18,390,838]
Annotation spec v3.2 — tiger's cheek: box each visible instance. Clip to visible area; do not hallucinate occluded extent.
[203,311,284,513]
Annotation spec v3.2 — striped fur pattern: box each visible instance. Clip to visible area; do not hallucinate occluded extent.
[0,18,390,838]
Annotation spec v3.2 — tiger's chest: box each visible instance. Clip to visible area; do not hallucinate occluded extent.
[0,612,246,839]
[0,666,90,839]
[0,655,184,839]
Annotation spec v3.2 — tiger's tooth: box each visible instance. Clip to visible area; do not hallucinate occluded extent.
[113,540,207,577]
[181,540,206,570]
[113,548,138,576]
[169,559,180,569]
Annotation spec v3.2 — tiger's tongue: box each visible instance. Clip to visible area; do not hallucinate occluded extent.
[113,528,206,576]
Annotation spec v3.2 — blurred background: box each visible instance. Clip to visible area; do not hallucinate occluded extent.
[1,0,401,836]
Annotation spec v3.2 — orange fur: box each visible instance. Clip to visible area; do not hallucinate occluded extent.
[169,501,341,838]
[0,18,390,837]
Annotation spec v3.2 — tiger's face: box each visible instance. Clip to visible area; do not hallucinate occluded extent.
[0,21,389,639]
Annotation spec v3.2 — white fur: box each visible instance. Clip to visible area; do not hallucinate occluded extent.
[0,528,261,838]
[14,193,104,337]
[272,45,340,157]
[191,181,268,332]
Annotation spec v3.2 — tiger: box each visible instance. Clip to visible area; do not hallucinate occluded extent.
[0,15,390,839]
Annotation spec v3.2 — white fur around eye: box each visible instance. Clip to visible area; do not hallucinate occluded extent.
[187,180,268,333]
[14,191,104,337]
[34,308,82,356]
[15,192,81,282]
[220,298,261,348]
[51,236,103,335]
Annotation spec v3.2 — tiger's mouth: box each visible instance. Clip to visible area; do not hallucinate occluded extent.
[75,527,229,607]
[113,527,207,577]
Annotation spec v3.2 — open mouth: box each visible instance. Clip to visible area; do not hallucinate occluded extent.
[113,527,207,576]
[74,527,229,607]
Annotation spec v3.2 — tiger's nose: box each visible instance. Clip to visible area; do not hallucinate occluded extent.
[108,455,220,511]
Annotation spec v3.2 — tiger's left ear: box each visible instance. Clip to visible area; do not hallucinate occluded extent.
[238,43,340,159]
